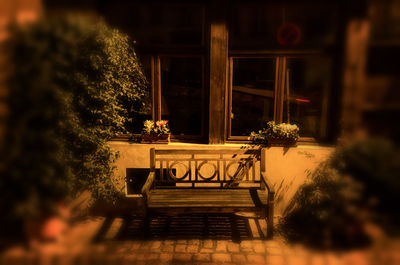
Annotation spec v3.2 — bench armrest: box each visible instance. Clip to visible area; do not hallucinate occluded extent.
[261,171,275,195]
[141,171,155,198]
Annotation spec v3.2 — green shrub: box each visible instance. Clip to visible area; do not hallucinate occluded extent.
[279,160,370,249]
[0,14,147,233]
[331,138,400,228]
[279,137,400,249]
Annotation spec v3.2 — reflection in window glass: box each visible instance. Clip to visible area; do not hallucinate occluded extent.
[130,56,152,134]
[283,57,332,138]
[231,58,275,136]
[161,57,203,136]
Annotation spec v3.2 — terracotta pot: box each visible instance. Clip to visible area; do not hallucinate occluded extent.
[267,138,297,147]
[141,133,170,144]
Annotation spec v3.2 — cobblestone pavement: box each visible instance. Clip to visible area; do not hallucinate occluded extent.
[1,216,400,265]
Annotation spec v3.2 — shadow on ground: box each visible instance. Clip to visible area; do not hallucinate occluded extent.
[93,213,268,243]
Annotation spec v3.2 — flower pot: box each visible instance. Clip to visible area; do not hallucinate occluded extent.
[141,133,170,144]
[267,138,297,147]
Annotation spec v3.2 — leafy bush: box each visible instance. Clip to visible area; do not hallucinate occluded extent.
[331,138,400,228]
[279,137,400,249]
[279,160,370,249]
[0,14,147,232]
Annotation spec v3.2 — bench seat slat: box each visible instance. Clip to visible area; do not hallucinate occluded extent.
[148,189,267,208]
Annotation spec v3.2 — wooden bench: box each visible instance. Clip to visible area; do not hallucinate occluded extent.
[141,148,275,238]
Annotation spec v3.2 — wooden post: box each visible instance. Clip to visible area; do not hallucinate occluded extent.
[341,19,370,139]
[208,0,228,144]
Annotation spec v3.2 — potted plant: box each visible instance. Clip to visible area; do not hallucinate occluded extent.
[141,120,171,144]
[249,121,299,147]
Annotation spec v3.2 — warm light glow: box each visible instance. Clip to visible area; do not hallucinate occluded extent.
[295,98,310,103]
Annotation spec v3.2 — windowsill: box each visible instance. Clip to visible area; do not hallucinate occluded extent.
[109,135,335,149]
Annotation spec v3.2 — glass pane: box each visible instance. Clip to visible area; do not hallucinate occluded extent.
[283,57,332,138]
[230,3,338,49]
[161,57,203,136]
[231,58,276,136]
[100,3,203,46]
[130,56,152,134]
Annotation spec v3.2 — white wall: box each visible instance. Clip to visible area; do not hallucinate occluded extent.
[109,142,334,215]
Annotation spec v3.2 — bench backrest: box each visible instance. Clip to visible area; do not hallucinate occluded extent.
[150,148,263,188]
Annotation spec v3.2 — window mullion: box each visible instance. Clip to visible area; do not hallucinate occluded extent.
[274,56,286,123]
[153,56,162,122]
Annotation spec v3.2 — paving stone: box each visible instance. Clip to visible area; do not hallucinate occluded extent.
[150,241,162,250]
[239,241,253,252]
[324,253,343,265]
[161,244,174,252]
[163,240,175,246]
[139,242,152,251]
[254,243,266,254]
[193,253,212,262]
[266,246,283,256]
[265,255,285,265]
[136,253,159,261]
[231,254,247,263]
[342,252,369,265]
[286,255,307,265]
[115,242,134,254]
[227,242,240,253]
[188,239,201,246]
[199,248,215,253]
[173,253,193,262]
[264,240,281,248]
[216,241,228,252]
[175,244,187,253]
[122,253,138,265]
[247,254,265,264]
[310,254,328,265]
[212,253,232,263]
[159,253,173,262]
[203,239,214,249]
[187,244,199,253]
[131,241,141,251]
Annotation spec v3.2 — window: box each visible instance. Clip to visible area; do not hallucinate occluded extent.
[229,57,276,137]
[101,2,206,139]
[99,0,339,143]
[160,56,204,137]
[227,2,338,142]
[283,56,332,139]
[228,55,332,141]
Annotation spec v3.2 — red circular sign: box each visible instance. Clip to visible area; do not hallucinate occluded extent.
[277,23,302,46]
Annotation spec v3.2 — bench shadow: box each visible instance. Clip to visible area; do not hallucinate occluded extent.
[93,213,268,243]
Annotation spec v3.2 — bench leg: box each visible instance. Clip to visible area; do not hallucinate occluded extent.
[267,201,274,238]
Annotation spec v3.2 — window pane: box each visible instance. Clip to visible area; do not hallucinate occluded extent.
[283,57,332,138]
[161,57,203,136]
[130,56,152,134]
[231,58,275,136]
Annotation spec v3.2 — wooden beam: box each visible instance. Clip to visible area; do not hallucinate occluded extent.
[208,0,228,144]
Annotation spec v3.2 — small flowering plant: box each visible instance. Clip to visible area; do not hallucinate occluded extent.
[142,120,170,136]
[250,121,300,145]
